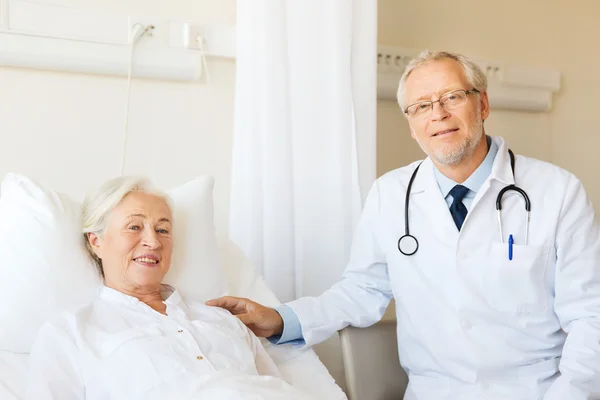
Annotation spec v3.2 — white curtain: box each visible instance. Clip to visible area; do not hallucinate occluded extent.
[230,0,377,304]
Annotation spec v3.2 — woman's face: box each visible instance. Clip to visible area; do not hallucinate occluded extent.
[88,192,173,293]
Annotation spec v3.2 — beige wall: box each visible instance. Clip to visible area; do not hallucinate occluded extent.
[377,0,600,208]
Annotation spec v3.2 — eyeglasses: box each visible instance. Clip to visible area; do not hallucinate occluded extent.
[404,89,480,118]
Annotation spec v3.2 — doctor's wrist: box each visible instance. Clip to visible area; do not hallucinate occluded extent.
[270,308,284,336]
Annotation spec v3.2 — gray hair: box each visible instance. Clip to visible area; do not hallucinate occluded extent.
[396,50,488,111]
[82,176,172,277]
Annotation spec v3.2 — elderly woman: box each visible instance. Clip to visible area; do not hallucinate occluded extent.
[26,177,309,400]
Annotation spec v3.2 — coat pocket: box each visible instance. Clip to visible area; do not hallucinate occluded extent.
[483,242,550,313]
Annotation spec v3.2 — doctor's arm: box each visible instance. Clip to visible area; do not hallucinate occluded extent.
[26,322,85,400]
[543,176,600,400]
[281,181,393,347]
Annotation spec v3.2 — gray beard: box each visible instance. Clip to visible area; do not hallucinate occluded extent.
[422,116,484,166]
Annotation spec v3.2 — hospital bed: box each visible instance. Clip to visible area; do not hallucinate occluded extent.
[0,172,409,400]
[0,238,347,400]
[340,320,408,400]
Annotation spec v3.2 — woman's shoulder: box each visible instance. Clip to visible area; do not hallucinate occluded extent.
[42,298,99,330]
[31,299,100,352]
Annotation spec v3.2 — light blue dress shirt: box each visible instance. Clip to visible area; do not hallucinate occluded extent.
[269,136,499,345]
[435,135,498,210]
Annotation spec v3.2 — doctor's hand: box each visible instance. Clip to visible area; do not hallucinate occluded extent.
[206,296,284,338]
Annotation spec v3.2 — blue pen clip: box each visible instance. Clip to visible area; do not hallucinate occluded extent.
[508,234,514,261]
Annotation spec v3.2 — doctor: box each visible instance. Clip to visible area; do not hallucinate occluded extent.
[208,50,600,399]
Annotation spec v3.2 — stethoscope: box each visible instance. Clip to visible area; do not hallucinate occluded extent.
[398,149,531,256]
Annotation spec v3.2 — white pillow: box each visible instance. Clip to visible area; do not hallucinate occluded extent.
[0,173,228,353]
[163,177,228,302]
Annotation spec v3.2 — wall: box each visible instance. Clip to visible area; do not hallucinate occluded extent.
[0,0,236,241]
[377,0,600,211]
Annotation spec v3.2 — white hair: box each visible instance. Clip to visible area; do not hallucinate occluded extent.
[82,176,172,276]
[397,50,488,111]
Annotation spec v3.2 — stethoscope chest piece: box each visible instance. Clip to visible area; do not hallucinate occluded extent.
[398,234,419,256]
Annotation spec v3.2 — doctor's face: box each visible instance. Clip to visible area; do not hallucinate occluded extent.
[403,58,490,166]
[88,192,173,293]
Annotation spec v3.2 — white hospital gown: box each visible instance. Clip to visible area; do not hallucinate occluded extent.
[26,285,300,400]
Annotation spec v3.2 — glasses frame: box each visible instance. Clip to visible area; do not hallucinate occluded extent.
[404,88,481,117]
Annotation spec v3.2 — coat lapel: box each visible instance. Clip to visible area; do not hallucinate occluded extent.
[466,136,515,216]
[409,158,460,243]
[406,137,515,244]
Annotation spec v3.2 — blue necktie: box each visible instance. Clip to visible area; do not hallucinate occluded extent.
[449,185,469,231]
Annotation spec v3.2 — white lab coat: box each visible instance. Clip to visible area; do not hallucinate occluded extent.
[286,136,600,400]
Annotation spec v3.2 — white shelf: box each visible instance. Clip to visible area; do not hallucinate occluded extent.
[0,0,236,81]
[0,31,202,80]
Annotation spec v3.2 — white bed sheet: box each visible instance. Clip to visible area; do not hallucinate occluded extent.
[0,241,347,400]
[0,346,345,400]
[0,351,28,400]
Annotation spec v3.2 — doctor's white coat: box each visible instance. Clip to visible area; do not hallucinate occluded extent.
[286,136,600,400]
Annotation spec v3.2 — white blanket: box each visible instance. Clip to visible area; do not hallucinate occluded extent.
[147,372,314,400]
[1,348,345,400]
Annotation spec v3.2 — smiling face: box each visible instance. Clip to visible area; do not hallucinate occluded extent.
[87,191,173,293]
[404,58,490,166]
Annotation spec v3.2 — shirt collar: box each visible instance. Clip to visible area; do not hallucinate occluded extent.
[433,135,498,199]
[99,284,182,308]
